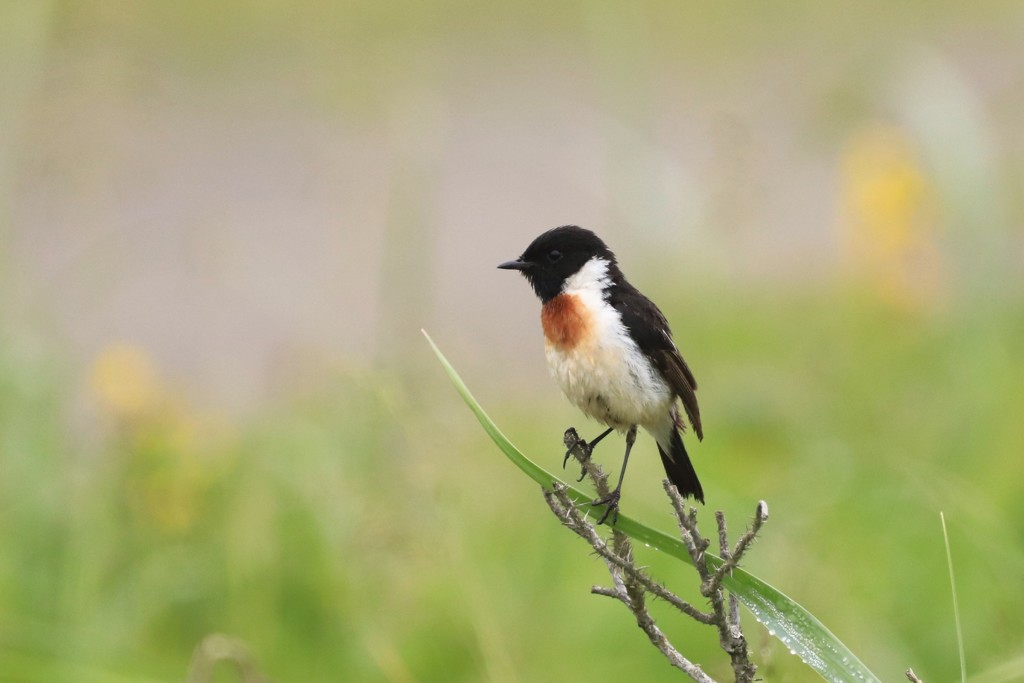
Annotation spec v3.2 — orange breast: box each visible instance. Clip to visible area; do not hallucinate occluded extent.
[541,294,591,350]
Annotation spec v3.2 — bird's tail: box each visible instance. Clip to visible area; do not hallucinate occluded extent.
[656,427,704,503]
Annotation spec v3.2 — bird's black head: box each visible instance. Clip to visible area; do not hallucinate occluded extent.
[498,225,619,302]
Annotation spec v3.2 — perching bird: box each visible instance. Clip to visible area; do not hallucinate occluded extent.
[499,226,703,522]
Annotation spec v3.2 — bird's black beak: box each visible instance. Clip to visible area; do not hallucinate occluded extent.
[497,258,532,271]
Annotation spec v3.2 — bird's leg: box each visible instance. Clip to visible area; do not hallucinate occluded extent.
[575,426,614,481]
[589,426,614,449]
[563,426,614,481]
[563,426,613,465]
[563,428,584,467]
[562,428,591,481]
[592,425,637,525]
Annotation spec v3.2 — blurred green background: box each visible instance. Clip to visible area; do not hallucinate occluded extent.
[2,1,1023,681]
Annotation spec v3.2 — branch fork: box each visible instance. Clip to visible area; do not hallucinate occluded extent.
[547,428,769,682]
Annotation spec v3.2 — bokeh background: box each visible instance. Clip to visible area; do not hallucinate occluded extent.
[2,1,1023,681]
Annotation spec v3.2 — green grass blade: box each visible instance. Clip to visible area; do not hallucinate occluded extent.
[941,511,967,683]
[424,330,881,683]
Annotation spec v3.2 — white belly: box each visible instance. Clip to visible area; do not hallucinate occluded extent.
[545,325,672,430]
[540,255,674,432]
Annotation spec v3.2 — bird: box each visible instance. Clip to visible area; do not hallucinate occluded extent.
[498,225,703,523]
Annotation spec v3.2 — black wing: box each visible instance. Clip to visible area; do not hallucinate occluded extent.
[611,282,703,440]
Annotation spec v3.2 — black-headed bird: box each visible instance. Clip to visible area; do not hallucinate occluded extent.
[499,226,703,522]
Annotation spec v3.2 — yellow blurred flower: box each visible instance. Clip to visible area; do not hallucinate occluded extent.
[89,342,235,535]
[839,124,943,309]
[90,343,161,419]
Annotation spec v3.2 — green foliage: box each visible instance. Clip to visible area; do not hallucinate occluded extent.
[1,288,1023,682]
[942,512,966,683]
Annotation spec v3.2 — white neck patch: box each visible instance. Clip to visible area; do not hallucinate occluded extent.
[562,257,611,296]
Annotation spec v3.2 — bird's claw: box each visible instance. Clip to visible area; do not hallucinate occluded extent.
[562,447,574,469]
[562,427,592,474]
[591,489,621,525]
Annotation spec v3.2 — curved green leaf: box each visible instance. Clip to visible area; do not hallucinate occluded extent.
[424,330,880,683]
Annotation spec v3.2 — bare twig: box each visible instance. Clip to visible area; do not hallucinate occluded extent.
[709,501,768,595]
[544,484,715,682]
[665,482,762,683]
[906,668,925,682]
[563,427,623,530]
[544,486,715,624]
[547,429,771,682]
[591,585,620,600]
[715,512,740,629]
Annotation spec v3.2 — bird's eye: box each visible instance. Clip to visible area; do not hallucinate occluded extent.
[547,249,563,263]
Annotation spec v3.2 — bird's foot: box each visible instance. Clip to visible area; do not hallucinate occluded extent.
[590,489,621,525]
[562,427,592,481]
